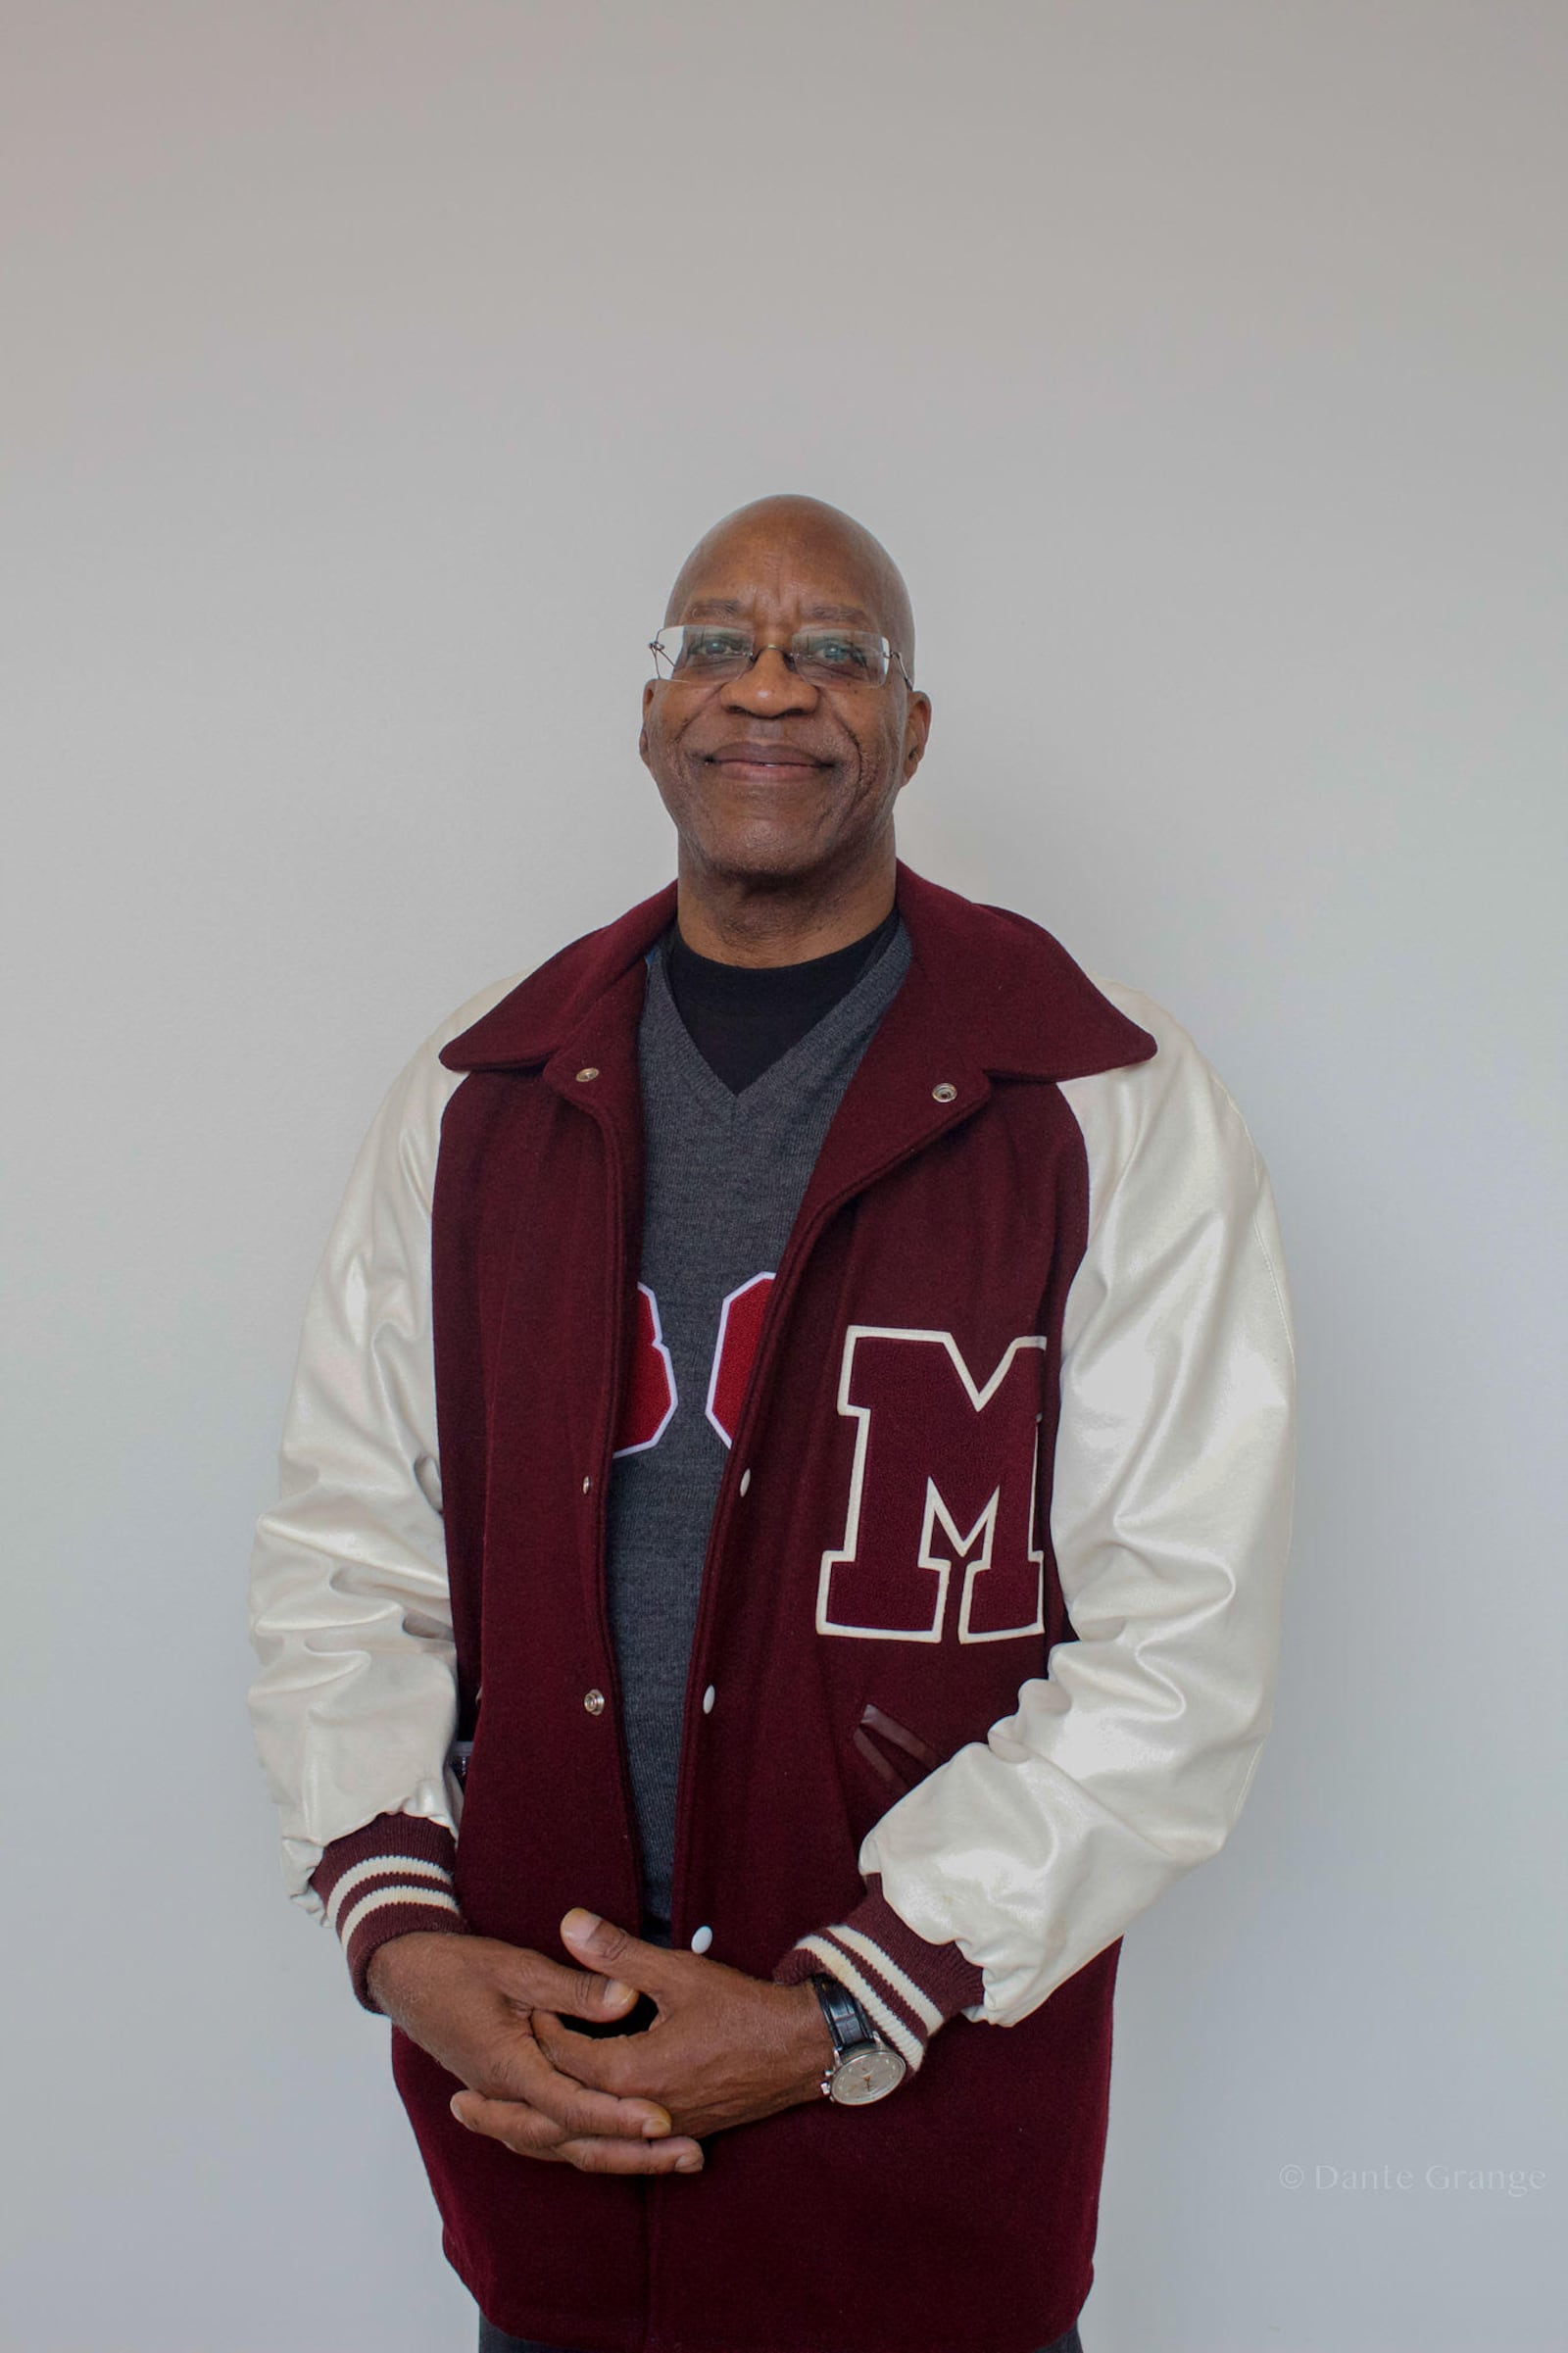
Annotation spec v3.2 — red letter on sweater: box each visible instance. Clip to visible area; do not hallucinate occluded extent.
[705,1272,774,1446]
[818,1327,1049,1643]
[612,1282,677,1455]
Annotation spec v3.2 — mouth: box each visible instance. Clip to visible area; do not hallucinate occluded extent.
[701,745,831,779]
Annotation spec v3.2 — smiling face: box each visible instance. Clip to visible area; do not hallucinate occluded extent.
[639,497,931,913]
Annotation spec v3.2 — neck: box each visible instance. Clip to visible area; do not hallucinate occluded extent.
[673,850,898,969]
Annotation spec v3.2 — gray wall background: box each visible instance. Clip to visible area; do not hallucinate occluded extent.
[3,5,1562,2349]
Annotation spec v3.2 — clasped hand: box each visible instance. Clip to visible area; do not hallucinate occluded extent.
[368,1908,832,2177]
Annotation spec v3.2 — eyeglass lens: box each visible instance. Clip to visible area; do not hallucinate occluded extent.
[653,625,894,687]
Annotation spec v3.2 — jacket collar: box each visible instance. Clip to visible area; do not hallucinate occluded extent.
[439,859,1155,1083]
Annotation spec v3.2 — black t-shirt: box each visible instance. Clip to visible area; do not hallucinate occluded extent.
[660,903,903,1094]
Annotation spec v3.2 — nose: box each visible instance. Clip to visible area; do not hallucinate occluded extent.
[717,643,820,717]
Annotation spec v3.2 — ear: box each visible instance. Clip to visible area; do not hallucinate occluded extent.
[639,677,657,766]
[902,689,932,780]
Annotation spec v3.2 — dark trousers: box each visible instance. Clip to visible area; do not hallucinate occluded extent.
[477,2322,1084,2353]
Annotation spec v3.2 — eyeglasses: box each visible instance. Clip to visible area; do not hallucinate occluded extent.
[649,623,913,692]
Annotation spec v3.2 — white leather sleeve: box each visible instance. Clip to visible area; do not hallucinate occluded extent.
[245,975,523,1917]
[857,982,1298,2027]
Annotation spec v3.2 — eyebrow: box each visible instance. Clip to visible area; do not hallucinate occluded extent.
[678,598,881,630]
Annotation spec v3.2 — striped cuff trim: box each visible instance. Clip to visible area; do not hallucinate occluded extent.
[789,1934,927,2072]
[309,1811,470,2015]
[826,1921,945,2036]
[326,1852,455,1937]
[342,1891,470,2015]
[770,1875,988,2068]
[339,1876,462,1951]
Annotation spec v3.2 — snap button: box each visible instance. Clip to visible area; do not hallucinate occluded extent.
[739,1468,752,1497]
[702,1684,715,1715]
[932,1081,957,1103]
[575,1066,600,1084]
[583,1688,606,1715]
[690,1925,713,1955]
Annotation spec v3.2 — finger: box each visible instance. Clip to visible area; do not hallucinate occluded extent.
[453,2091,574,2158]
[453,2091,702,2174]
[472,2012,670,2132]
[527,1995,645,2089]
[461,2051,670,2141]
[557,2132,704,2176]
[495,1946,641,2021]
[530,2006,640,2090]
[560,1908,678,1998]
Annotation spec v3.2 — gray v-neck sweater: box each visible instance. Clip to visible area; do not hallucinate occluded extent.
[606,917,913,1936]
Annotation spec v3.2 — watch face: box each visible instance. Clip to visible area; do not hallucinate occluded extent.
[830,2044,907,2106]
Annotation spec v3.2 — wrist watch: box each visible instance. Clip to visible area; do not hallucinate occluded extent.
[809,1971,907,2106]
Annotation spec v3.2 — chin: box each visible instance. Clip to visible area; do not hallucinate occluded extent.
[687,823,839,891]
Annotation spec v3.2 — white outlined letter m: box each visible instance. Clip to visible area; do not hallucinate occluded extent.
[816,1327,1049,1644]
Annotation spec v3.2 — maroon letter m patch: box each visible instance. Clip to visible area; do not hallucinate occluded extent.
[817,1327,1050,1644]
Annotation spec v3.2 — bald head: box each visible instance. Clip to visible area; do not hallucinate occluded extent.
[664,493,917,680]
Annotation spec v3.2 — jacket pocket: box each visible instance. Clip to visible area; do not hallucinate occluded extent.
[852,1701,941,1796]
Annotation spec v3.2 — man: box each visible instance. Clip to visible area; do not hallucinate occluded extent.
[247,494,1297,2353]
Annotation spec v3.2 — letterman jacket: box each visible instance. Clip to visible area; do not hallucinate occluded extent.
[246,859,1297,2353]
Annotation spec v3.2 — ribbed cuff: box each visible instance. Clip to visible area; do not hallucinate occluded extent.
[309,1812,472,2014]
[770,1872,986,2073]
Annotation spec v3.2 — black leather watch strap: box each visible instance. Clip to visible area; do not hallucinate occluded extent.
[810,1970,876,2057]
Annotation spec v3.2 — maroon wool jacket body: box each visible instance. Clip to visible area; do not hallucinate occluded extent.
[413,863,1149,2352]
[249,858,1299,2353]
